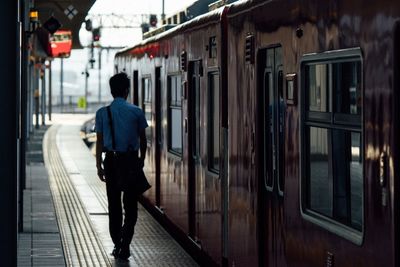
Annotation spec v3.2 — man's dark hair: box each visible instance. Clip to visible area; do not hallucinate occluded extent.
[109,72,130,98]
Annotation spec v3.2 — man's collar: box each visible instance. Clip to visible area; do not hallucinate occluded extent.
[112,97,126,103]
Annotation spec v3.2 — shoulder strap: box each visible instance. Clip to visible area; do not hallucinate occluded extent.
[106,106,116,150]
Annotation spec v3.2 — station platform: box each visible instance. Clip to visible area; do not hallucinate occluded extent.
[18,114,199,267]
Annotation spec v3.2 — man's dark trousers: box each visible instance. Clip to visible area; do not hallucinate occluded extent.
[104,152,138,251]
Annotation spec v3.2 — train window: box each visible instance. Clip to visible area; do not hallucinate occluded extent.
[142,77,152,144]
[307,64,330,113]
[302,50,363,236]
[168,75,183,155]
[333,61,362,125]
[209,36,217,59]
[208,72,220,172]
[308,127,332,217]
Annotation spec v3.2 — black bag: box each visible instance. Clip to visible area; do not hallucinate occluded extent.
[106,106,151,194]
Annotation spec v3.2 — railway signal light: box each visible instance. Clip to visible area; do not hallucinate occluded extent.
[85,19,93,31]
[28,8,39,33]
[141,23,150,34]
[92,28,101,42]
[149,14,158,27]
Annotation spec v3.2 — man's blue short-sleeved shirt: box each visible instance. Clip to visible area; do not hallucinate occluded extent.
[95,97,148,152]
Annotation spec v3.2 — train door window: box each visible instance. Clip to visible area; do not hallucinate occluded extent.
[194,69,201,158]
[264,69,274,190]
[302,48,363,240]
[262,47,284,192]
[142,77,152,144]
[209,36,217,59]
[208,71,220,172]
[277,69,285,195]
[133,71,139,105]
[168,75,183,156]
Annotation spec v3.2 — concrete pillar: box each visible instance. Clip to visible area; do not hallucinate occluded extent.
[0,0,20,266]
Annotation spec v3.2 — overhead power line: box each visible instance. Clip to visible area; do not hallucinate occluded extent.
[86,13,154,29]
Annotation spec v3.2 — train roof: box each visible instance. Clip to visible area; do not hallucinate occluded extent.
[115,5,228,58]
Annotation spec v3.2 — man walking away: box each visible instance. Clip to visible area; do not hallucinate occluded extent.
[95,73,148,261]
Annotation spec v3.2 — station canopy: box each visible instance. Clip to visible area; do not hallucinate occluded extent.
[35,0,96,49]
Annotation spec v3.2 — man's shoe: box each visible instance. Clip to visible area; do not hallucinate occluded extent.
[111,246,120,258]
[118,247,130,261]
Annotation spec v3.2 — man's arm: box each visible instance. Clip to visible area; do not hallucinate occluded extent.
[139,128,147,166]
[96,133,105,182]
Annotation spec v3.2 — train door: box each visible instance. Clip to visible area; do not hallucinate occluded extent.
[188,60,201,242]
[257,46,285,267]
[155,67,162,208]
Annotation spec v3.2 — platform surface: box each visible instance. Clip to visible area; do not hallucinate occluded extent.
[18,114,199,267]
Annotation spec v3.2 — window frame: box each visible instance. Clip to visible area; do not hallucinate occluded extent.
[142,75,152,145]
[300,47,364,245]
[207,70,221,174]
[167,74,183,157]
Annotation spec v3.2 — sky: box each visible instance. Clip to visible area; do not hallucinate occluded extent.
[89,0,196,15]
[52,0,196,104]
[80,0,196,47]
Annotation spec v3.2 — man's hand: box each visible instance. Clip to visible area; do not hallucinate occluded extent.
[96,133,105,182]
[138,158,145,169]
[139,128,147,169]
[97,165,106,182]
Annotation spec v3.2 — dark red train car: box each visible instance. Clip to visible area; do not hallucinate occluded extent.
[115,0,400,266]
[116,7,227,265]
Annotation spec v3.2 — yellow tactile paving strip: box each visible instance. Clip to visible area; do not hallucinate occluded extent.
[44,125,111,267]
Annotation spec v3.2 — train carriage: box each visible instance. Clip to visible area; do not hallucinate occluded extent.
[226,0,400,266]
[116,7,227,266]
[115,0,400,266]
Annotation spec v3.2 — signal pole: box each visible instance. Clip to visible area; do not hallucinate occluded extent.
[98,48,102,103]
[48,60,52,121]
[85,67,89,113]
[41,66,46,125]
[162,0,165,21]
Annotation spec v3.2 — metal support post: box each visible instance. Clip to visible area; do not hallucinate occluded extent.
[60,57,64,112]
[85,67,89,113]
[0,0,19,265]
[29,63,34,134]
[48,60,52,121]
[20,29,29,233]
[162,0,165,21]
[35,68,39,129]
[26,62,31,139]
[98,48,102,103]
[41,67,46,125]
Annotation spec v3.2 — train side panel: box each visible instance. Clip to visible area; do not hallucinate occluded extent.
[184,22,223,264]
[114,0,400,266]
[226,9,259,267]
[226,0,400,266]
[159,34,190,236]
